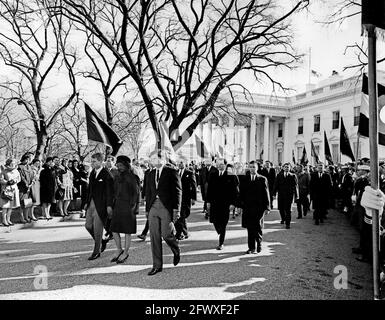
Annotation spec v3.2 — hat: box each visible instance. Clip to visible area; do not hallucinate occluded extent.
[358,164,370,171]
[116,155,131,168]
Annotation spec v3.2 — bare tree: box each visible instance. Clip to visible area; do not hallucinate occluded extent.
[0,0,78,159]
[50,0,308,151]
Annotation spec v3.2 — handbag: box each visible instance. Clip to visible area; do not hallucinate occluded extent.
[55,188,65,200]
[1,187,14,201]
[22,198,33,208]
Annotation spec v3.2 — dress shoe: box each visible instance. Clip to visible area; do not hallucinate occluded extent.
[352,247,362,254]
[101,239,109,253]
[173,251,180,266]
[183,234,189,239]
[280,220,284,224]
[257,246,262,253]
[2,222,10,227]
[245,249,256,254]
[116,253,129,264]
[31,217,38,222]
[177,235,185,241]
[8,222,14,226]
[137,234,146,241]
[285,225,290,229]
[216,244,224,250]
[88,253,100,261]
[148,268,162,276]
[110,250,124,263]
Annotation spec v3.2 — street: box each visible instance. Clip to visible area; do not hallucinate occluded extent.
[0,199,372,300]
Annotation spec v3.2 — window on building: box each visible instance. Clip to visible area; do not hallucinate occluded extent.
[314,115,320,132]
[354,106,360,126]
[278,123,283,138]
[298,118,304,134]
[332,144,340,163]
[277,149,282,164]
[332,111,340,129]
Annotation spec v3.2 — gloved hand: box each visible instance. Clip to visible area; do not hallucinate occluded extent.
[361,186,385,216]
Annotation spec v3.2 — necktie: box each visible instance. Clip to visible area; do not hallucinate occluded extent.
[252,175,255,181]
[179,170,182,177]
[156,169,160,183]
[319,173,322,179]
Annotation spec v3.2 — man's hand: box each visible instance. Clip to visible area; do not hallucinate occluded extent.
[173,209,180,223]
[264,209,270,215]
[191,199,196,206]
[229,204,235,211]
[107,206,113,218]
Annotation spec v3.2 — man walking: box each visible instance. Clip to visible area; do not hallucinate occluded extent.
[144,151,182,276]
[206,158,239,250]
[239,161,270,254]
[84,153,114,260]
[273,163,298,229]
[310,163,333,225]
[260,161,276,209]
[296,164,310,219]
[199,159,218,219]
[175,161,197,240]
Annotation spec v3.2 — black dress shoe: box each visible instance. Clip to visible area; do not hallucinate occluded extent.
[101,239,109,253]
[285,225,290,229]
[257,246,262,253]
[110,250,124,263]
[280,220,284,224]
[245,249,256,254]
[88,253,100,261]
[173,251,180,266]
[148,268,162,276]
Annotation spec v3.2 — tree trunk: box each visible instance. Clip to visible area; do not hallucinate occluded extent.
[35,130,48,160]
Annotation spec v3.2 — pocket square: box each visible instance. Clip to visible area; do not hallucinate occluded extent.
[98,179,103,182]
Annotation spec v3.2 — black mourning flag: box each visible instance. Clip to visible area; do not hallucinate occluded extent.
[324,131,333,165]
[300,146,308,165]
[311,140,320,164]
[85,103,123,156]
[195,135,210,159]
[340,117,355,162]
[358,73,385,145]
[362,0,385,39]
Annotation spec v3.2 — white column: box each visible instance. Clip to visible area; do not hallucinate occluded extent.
[249,115,256,161]
[255,123,261,160]
[283,117,290,163]
[263,115,270,162]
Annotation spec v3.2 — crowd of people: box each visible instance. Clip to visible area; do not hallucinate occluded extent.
[1,151,385,276]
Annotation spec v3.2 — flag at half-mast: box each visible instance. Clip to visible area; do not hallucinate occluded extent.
[84,103,123,156]
[324,131,333,165]
[300,146,308,165]
[340,117,355,162]
[311,140,320,164]
[358,72,385,145]
[195,135,211,159]
[362,0,385,40]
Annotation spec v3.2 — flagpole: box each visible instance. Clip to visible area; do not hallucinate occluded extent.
[367,24,380,300]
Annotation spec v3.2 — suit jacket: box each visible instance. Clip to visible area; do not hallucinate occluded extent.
[239,172,270,228]
[206,170,239,224]
[340,173,354,198]
[310,172,333,209]
[273,171,298,210]
[260,167,276,191]
[144,166,182,217]
[178,169,197,207]
[86,167,114,225]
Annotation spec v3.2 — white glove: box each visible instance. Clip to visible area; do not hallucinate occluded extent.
[351,195,357,205]
[361,186,385,216]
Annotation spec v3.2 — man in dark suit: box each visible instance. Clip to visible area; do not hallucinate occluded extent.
[273,163,298,229]
[239,161,270,254]
[199,159,218,219]
[84,153,114,260]
[206,158,239,250]
[260,161,276,209]
[137,164,154,241]
[101,155,120,252]
[144,151,182,276]
[175,161,197,240]
[310,163,333,225]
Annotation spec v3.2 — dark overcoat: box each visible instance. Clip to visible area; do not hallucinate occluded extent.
[309,172,333,210]
[273,171,298,210]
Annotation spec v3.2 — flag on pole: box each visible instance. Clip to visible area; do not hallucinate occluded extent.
[300,146,308,165]
[358,72,385,145]
[292,150,296,164]
[311,140,320,164]
[157,120,178,164]
[311,69,322,78]
[324,131,333,165]
[340,117,355,162]
[362,0,385,40]
[195,135,210,159]
[84,103,122,156]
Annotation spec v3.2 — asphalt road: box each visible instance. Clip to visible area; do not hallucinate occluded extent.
[0,198,373,300]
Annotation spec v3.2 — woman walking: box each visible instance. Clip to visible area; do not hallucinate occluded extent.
[40,157,56,220]
[110,156,140,264]
[0,159,21,226]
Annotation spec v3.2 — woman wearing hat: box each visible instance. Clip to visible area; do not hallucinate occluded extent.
[0,158,21,226]
[110,155,140,264]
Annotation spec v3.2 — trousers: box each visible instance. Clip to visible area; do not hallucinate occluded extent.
[85,199,104,255]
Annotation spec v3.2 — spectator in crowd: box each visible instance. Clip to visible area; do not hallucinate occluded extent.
[30,158,42,221]
[40,157,56,220]
[79,162,91,218]
[17,154,35,223]
[0,158,21,226]
[339,165,354,215]
[57,159,74,217]
[71,159,82,205]
[110,156,140,264]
